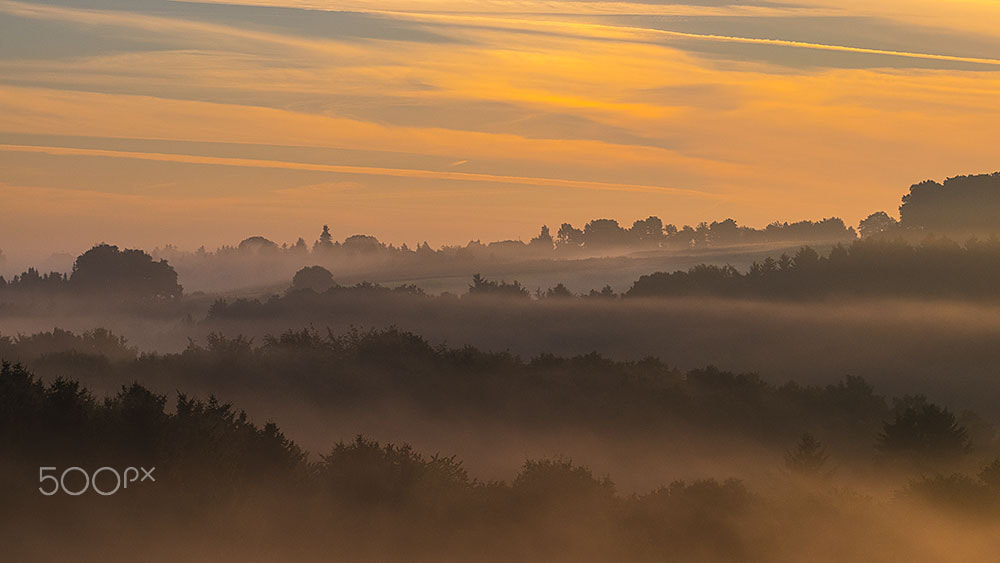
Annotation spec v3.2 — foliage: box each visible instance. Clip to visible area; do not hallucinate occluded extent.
[878,396,970,467]
[290,265,335,293]
[71,244,182,299]
[467,273,530,299]
[0,327,913,452]
[785,433,829,475]
[900,172,1000,232]
[628,237,1000,299]
[0,244,182,301]
[3,358,999,561]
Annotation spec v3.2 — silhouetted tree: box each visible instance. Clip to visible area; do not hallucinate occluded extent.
[556,223,584,250]
[513,458,615,508]
[318,435,468,508]
[529,225,554,251]
[630,216,664,246]
[237,236,279,254]
[313,225,335,253]
[467,273,530,299]
[878,396,969,466]
[0,268,68,293]
[676,225,697,247]
[585,285,617,299]
[487,240,528,257]
[584,219,630,249]
[708,219,740,245]
[858,211,898,238]
[627,237,1000,299]
[342,234,383,254]
[291,266,335,293]
[899,172,1000,233]
[544,283,574,299]
[70,244,181,299]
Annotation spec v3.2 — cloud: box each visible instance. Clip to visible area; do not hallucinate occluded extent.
[4,0,1000,255]
[0,0,372,56]
[0,84,742,189]
[9,0,1000,71]
[0,143,730,199]
[386,10,1000,69]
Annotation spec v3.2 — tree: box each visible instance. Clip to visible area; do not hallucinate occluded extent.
[877,396,969,466]
[544,283,574,299]
[291,266,335,293]
[237,236,279,254]
[313,225,335,253]
[556,223,584,250]
[777,253,793,271]
[583,219,629,248]
[677,225,697,247]
[318,436,468,507]
[695,222,710,246]
[586,285,617,299]
[416,241,434,255]
[467,273,530,299]
[784,433,828,476]
[630,216,664,245]
[529,225,554,251]
[899,172,1000,233]
[858,211,898,238]
[791,246,820,269]
[342,235,383,254]
[708,219,740,245]
[513,458,615,507]
[70,244,182,299]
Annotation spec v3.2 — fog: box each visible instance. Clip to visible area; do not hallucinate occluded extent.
[5,230,1000,561]
[7,294,1000,415]
[5,348,1000,562]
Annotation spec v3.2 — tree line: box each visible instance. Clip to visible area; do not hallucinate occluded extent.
[5,171,1000,305]
[212,235,1000,310]
[147,216,856,266]
[3,326,992,462]
[145,170,1000,264]
[15,236,1000,308]
[627,237,1000,299]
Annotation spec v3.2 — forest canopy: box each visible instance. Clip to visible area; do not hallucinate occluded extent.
[900,173,1000,233]
[626,237,1000,300]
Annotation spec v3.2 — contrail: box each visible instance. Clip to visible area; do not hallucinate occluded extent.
[0,143,728,199]
[7,0,999,67]
[366,9,1000,67]
[638,27,1000,67]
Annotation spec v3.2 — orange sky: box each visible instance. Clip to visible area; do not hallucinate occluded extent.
[2,0,1000,262]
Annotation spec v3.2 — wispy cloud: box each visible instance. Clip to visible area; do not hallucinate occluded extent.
[2,0,1000,254]
[0,0,367,55]
[0,143,729,198]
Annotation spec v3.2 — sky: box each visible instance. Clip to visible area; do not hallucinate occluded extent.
[2,0,1000,261]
